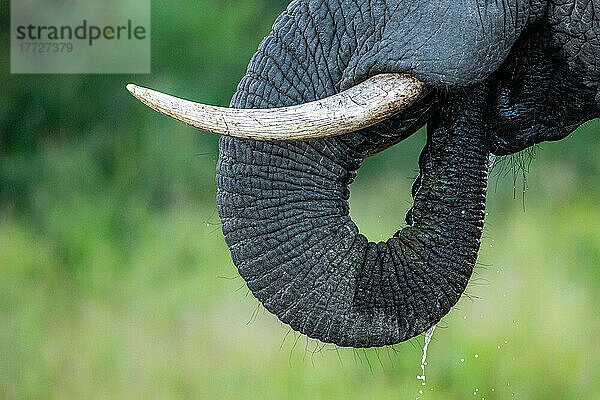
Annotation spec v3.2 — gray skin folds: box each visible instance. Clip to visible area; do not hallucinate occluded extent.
[216,0,600,347]
[217,91,489,347]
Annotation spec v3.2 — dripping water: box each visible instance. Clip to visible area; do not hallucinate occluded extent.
[416,325,436,386]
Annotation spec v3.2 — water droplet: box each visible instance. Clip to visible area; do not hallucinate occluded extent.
[463,315,467,320]
[474,354,479,358]
[498,345,501,349]
[505,340,508,344]
[460,358,465,363]
[492,388,495,392]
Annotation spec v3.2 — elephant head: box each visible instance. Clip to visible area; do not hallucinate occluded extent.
[128,0,600,347]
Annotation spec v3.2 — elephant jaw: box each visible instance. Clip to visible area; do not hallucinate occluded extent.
[126,74,426,141]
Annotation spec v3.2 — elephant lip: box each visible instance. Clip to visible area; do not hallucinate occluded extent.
[126,74,426,141]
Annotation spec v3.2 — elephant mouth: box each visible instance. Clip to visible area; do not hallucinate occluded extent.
[126,74,426,141]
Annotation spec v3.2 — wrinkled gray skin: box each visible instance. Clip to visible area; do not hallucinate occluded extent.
[216,0,600,347]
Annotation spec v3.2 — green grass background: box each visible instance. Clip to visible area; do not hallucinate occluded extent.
[1,1,600,398]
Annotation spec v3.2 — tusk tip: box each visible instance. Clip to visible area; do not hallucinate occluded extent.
[126,83,140,96]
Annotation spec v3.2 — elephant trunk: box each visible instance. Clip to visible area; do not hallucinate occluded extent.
[216,89,490,348]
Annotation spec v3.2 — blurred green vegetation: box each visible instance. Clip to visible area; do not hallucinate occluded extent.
[1,1,600,399]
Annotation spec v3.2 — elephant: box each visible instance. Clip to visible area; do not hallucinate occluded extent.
[128,0,600,348]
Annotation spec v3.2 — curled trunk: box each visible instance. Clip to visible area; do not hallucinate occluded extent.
[217,89,490,348]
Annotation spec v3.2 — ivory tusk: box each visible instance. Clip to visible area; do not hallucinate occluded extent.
[126,74,425,141]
